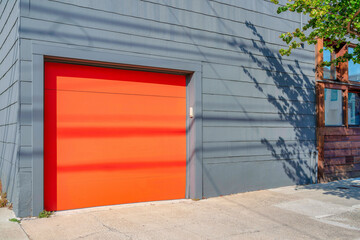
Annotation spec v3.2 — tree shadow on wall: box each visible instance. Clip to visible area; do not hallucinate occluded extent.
[238,21,317,185]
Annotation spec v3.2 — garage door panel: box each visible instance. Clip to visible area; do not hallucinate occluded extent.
[45,62,186,97]
[57,171,185,210]
[54,76,186,97]
[58,138,186,165]
[57,161,186,173]
[55,90,186,128]
[44,62,187,211]
[58,113,184,125]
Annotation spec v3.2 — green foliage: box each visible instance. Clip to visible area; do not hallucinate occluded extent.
[38,210,53,218]
[271,0,360,66]
[9,218,21,223]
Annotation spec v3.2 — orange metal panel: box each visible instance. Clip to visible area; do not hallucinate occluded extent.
[44,62,186,211]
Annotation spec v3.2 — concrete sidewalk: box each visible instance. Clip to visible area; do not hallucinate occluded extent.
[2,178,360,239]
[0,208,28,240]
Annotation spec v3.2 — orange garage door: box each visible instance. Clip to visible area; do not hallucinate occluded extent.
[44,62,186,211]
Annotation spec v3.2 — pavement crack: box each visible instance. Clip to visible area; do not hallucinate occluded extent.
[89,213,132,239]
[73,231,102,239]
[19,222,32,240]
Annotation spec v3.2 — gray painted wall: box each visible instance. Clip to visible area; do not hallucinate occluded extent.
[0,0,24,216]
[15,0,316,216]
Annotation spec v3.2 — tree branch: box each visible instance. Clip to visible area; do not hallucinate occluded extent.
[347,8,360,37]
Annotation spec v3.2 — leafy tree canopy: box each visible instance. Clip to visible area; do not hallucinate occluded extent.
[271,0,360,66]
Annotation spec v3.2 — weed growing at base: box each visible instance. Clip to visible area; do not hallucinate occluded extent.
[38,210,53,218]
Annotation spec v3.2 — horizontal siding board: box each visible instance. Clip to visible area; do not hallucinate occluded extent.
[209,0,300,22]
[324,141,360,150]
[155,1,302,33]
[322,127,360,136]
[19,146,31,168]
[0,43,19,83]
[0,1,8,18]
[0,124,17,144]
[324,135,360,142]
[203,94,315,115]
[19,18,315,76]
[0,143,16,161]
[202,63,315,86]
[0,7,18,51]
[60,0,301,23]
[19,81,31,104]
[324,171,360,181]
[324,141,351,150]
[324,157,346,166]
[0,0,20,216]
[0,61,19,95]
[19,125,31,146]
[19,167,31,173]
[23,38,168,62]
[21,38,312,82]
[324,148,360,158]
[18,13,313,64]
[351,149,360,156]
[19,60,31,81]
[18,1,316,60]
[19,39,31,61]
[19,1,311,55]
[4,137,17,159]
[324,164,360,174]
[203,111,315,128]
[323,126,360,178]
[0,150,16,166]
[203,141,315,158]
[143,0,301,23]
[0,159,16,200]
[203,152,314,164]
[15,172,32,220]
[324,149,352,158]
[203,158,314,197]
[0,41,19,79]
[19,104,31,126]
[44,0,306,37]
[22,39,315,81]
[203,126,315,142]
[0,0,17,33]
[203,78,315,102]
[0,82,19,111]
[0,103,18,126]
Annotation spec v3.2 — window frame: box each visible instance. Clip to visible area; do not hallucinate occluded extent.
[346,43,360,84]
[316,39,360,128]
[323,87,346,127]
[347,85,360,127]
[322,46,336,80]
[347,91,360,126]
[319,40,348,82]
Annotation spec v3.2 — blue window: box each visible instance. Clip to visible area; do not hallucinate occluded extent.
[323,48,336,80]
[324,88,343,126]
[348,92,360,125]
[348,47,360,82]
[331,89,338,101]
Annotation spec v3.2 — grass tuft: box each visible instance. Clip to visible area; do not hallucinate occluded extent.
[38,210,53,218]
[9,218,20,223]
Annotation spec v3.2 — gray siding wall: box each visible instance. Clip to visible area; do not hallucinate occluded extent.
[18,0,316,215]
[0,0,23,215]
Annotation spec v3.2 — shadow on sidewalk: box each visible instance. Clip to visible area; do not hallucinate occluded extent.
[300,178,360,200]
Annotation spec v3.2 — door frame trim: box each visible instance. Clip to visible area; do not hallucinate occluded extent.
[31,43,203,216]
